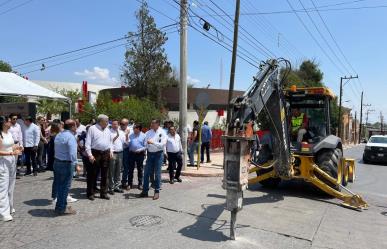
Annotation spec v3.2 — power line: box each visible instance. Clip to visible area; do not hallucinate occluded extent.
[21,29,180,75]
[199,4,387,17]
[194,0,268,59]
[0,0,33,16]
[207,0,276,58]
[21,43,128,75]
[298,0,352,74]
[243,0,305,59]
[0,0,13,8]
[169,0,259,68]
[310,0,364,92]
[286,0,346,75]
[13,23,179,68]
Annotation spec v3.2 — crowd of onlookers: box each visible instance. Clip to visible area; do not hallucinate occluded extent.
[0,113,212,219]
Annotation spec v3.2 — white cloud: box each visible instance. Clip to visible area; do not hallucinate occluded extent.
[75,66,118,85]
[187,75,201,85]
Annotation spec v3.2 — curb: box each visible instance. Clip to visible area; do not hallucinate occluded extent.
[181,171,223,177]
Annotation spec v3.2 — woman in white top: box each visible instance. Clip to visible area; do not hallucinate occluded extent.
[0,116,22,222]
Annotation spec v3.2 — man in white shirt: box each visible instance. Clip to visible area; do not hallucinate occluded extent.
[9,114,23,176]
[120,118,132,190]
[23,117,40,176]
[108,120,127,195]
[166,125,183,184]
[75,119,86,137]
[138,119,167,200]
[9,113,23,147]
[85,114,113,200]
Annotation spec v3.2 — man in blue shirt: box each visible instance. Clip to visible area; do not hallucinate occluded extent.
[52,119,78,215]
[200,121,212,163]
[125,123,146,190]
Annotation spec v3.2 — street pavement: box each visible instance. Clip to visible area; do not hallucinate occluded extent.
[1,145,387,249]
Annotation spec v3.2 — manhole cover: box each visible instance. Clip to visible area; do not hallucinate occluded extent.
[130,215,164,227]
[382,212,387,217]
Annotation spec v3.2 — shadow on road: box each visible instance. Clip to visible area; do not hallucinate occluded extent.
[24,199,51,206]
[28,209,56,218]
[124,193,139,199]
[69,187,88,200]
[178,203,229,242]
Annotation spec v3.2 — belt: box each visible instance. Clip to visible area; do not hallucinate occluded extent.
[91,149,110,153]
[113,151,123,154]
[55,158,72,163]
[147,150,163,154]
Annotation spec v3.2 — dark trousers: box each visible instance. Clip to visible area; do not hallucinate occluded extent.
[200,142,211,162]
[87,149,110,197]
[128,151,145,187]
[24,147,37,173]
[167,152,182,180]
[37,141,45,168]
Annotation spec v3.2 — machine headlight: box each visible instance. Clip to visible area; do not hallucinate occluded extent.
[365,146,371,151]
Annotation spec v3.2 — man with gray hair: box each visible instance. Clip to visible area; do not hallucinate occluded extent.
[85,114,113,201]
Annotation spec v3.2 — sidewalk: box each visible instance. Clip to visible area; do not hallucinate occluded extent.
[180,152,224,177]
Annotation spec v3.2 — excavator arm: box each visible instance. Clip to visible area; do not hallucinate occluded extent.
[227,59,291,177]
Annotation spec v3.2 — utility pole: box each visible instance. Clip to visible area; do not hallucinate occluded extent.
[354,111,357,144]
[380,111,384,134]
[358,91,363,143]
[365,108,375,138]
[180,0,188,171]
[338,75,358,138]
[226,0,241,127]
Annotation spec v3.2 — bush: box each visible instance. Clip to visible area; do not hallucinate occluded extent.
[76,92,165,127]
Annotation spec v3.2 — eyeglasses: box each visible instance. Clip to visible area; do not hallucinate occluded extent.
[12,118,17,120]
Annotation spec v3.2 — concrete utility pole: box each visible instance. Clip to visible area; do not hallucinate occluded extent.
[380,111,384,134]
[180,0,188,171]
[358,91,363,143]
[354,111,357,144]
[338,75,358,138]
[226,0,241,126]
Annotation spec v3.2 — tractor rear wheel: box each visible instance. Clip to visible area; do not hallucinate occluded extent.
[316,148,342,190]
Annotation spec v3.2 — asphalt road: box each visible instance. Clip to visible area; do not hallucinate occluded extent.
[1,145,387,249]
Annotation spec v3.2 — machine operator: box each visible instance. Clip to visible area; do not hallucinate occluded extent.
[291,108,308,143]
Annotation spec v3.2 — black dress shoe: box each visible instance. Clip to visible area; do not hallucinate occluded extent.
[88,195,95,201]
[108,190,115,195]
[169,180,174,184]
[137,185,143,190]
[100,195,110,200]
[138,192,148,198]
[114,189,124,193]
[33,172,38,176]
[24,172,32,176]
[175,178,182,183]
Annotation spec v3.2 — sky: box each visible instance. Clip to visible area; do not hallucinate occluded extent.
[1,0,387,122]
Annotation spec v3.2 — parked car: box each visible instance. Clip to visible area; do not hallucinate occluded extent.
[363,135,387,164]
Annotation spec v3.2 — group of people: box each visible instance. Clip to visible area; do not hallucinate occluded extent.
[0,113,212,220]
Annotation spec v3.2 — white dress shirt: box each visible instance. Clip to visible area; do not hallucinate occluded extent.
[76,124,86,137]
[166,133,183,153]
[85,124,113,156]
[23,123,40,148]
[145,127,167,153]
[9,123,23,146]
[110,128,127,152]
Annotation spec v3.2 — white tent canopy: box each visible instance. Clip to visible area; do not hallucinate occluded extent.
[0,72,68,100]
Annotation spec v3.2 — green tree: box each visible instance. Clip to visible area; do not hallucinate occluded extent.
[37,89,81,119]
[122,1,175,106]
[283,60,323,87]
[0,60,12,72]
